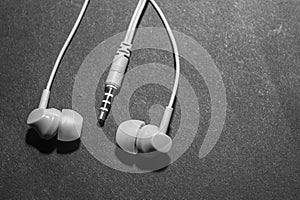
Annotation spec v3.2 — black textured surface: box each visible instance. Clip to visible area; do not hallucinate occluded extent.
[1,0,300,199]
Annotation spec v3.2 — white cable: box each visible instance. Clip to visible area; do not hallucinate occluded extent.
[148,0,180,108]
[124,0,148,44]
[124,0,143,43]
[45,0,90,91]
[123,0,180,108]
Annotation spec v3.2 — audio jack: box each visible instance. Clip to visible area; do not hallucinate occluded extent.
[97,42,132,125]
[98,85,116,125]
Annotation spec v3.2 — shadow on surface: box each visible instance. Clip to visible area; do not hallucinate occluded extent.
[25,128,80,154]
[115,147,171,172]
[56,139,81,154]
[25,128,57,154]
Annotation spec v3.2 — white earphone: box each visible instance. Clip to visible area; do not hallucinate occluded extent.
[98,0,180,155]
[27,0,180,155]
[27,0,90,141]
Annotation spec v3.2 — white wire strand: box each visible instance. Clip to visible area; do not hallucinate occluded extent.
[124,0,148,44]
[138,0,179,108]
[124,0,143,43]
[45,0,90,91]
[149,0,180,108]
[123,0,180,108]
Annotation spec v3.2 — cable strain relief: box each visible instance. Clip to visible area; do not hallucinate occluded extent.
[159,106,174,134]
[105,42,132,88]
[39,89,50,109]
[115,41,132,59]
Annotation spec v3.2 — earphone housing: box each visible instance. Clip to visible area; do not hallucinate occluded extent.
[27,107,83,142]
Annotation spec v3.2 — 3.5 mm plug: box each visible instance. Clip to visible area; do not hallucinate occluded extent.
[98,85,117,125]
[97,41,132,125]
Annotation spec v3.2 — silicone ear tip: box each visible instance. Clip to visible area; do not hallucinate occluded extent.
[116,120,145,154]
[27,108,61,139]
[136,124,160,153]
[27,108,44,125]
[152,133,172,153]
[57,109,83,142]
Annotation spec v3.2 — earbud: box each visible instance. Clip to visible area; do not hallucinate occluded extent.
[27,89,83,142]
[116,120,145,154]
[116,107,173,155]
[27,0,88,142]
[136,124,172,153]
[100,0,180,156]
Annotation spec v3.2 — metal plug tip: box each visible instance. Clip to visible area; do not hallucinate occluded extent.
[98,111,107,126]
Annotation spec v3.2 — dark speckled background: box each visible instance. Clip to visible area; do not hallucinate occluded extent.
[1,0,300,199]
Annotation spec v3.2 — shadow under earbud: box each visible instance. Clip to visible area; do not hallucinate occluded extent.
[56,139,80,154]
[114,146,136,166]
[25,128,80,154]
[115,147,171,172]
[25,128,57,154]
